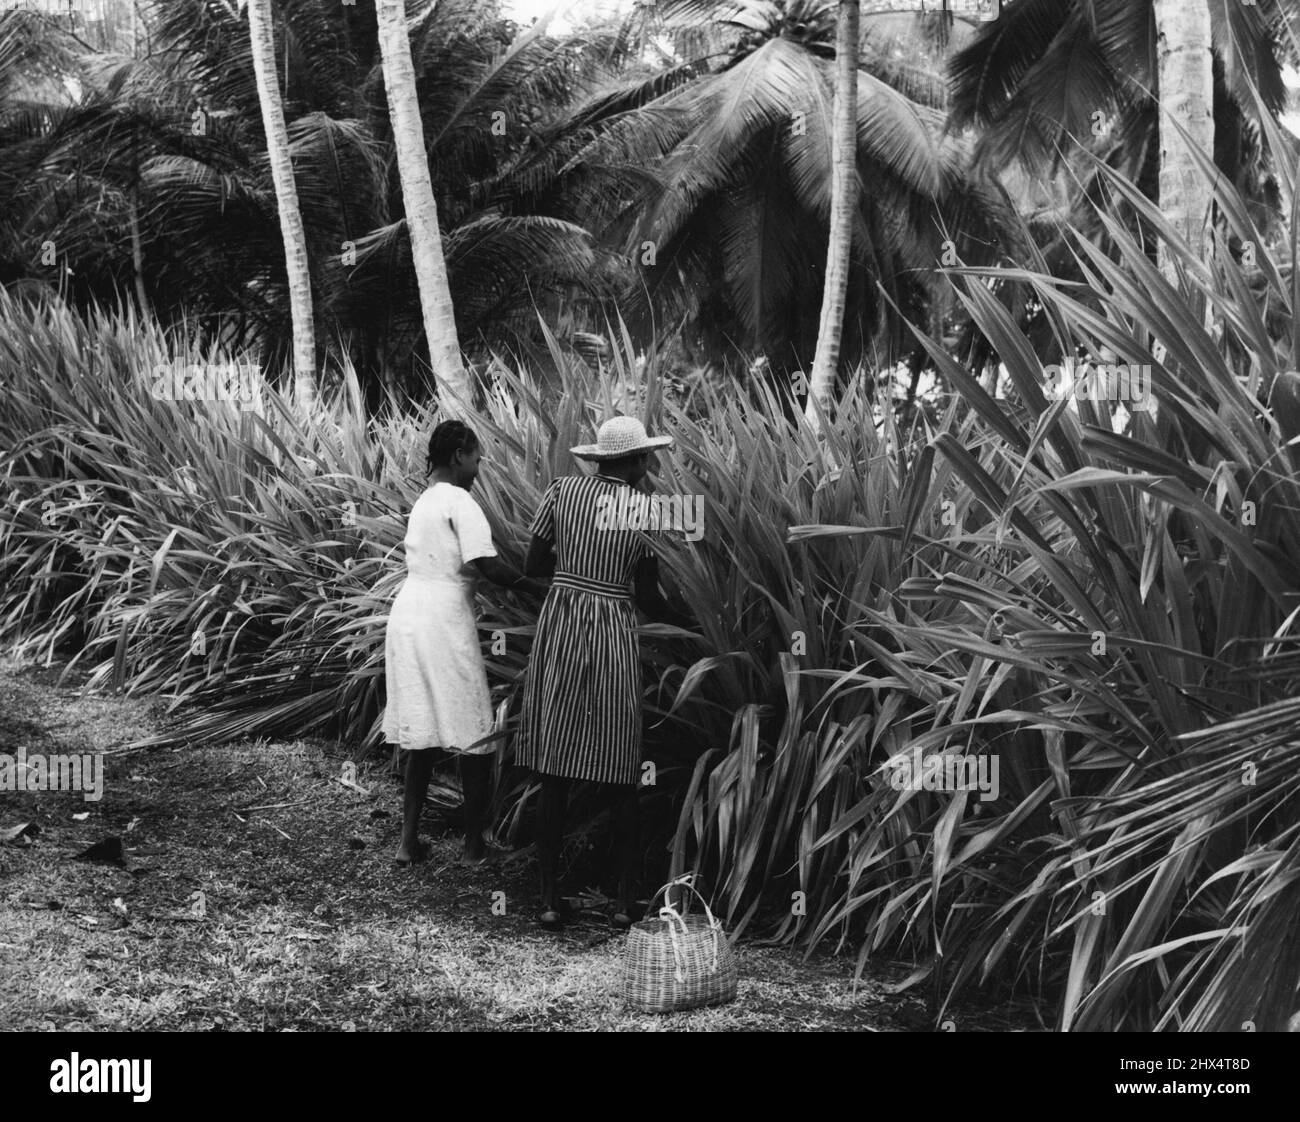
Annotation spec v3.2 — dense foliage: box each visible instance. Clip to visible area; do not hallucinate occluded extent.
[4,0,1300,1031]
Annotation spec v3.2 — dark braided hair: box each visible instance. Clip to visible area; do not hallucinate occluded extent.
[426,420,480,476]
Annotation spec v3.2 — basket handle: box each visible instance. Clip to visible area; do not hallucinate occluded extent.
[653,873,721,977]
[652,873,722,927]
[656,905,692,984]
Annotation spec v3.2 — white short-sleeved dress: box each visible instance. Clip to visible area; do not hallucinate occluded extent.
[382,482,498,753]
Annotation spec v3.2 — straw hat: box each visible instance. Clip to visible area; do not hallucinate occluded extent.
[570,416,673,461]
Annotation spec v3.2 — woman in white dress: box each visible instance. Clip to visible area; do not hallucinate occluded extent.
[383,420,547,865]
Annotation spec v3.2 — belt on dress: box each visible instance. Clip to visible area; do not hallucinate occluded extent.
[551,571,632,600]
[404,572,470,589]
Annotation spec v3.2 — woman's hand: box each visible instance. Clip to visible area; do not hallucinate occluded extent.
[468,556,550,600]
[633,555,697,631]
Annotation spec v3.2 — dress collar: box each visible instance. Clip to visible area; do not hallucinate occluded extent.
[594,473,629,487]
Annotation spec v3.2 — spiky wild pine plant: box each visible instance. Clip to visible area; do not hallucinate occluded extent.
[0,289,532,756]
[777,117,1300,1028]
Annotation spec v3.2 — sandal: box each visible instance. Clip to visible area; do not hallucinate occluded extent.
[394,840,430,867]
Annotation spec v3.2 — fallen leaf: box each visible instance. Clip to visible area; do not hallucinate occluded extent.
[71,836,127,865]
[2,822,38,844]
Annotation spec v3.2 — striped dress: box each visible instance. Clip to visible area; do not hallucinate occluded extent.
[516,473,652,785]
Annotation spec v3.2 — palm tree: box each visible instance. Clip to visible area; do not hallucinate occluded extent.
[0,10,287,349]
[1153,0,1212,278]
[5,0,1011,398]
[0,1,645,397]
[374,0,470,408]
[618,0,1015,384]
[244,0,317,404]
[353,0,637,387]
[948,0,1291,236]
[805,0,858,427]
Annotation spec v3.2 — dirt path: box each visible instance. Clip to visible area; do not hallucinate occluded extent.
[0,658,1038,1031]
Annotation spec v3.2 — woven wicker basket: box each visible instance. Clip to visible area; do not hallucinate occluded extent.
[622,875,738,1013]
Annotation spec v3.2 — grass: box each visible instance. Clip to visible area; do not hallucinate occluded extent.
[0,656,1040,1031]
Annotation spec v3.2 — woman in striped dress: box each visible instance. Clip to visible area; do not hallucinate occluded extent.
[518,416,694,931]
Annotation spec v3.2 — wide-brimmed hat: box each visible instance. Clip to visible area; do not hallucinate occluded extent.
[570,416,673,461]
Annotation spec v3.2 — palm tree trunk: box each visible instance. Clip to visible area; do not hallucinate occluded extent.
[1152,0,1214,282]
[375,0,471,412]
[128,189,150,319]
[804,0,859,432]
[246,0,316,405]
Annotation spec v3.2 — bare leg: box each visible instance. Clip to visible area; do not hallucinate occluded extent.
[460,753,492,861]
[611,784,640,923]
[537,775,569,913]
[397,749,436,863]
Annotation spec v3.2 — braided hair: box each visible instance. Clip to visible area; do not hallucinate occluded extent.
[425,420,480,476]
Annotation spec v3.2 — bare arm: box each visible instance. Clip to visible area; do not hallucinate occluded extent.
[633,554,693,629]
[471,553,548,597]
[524,534,556,579]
